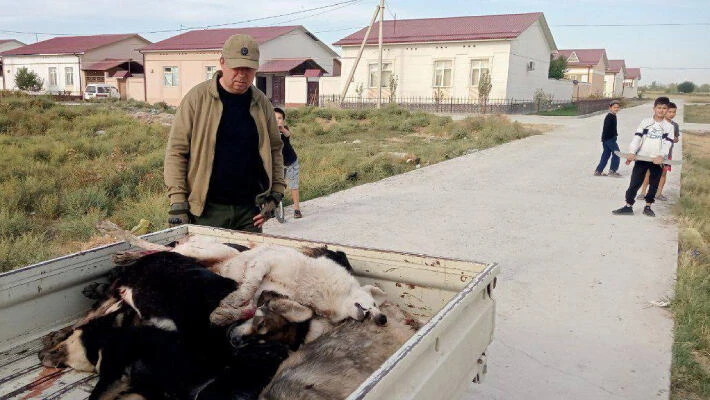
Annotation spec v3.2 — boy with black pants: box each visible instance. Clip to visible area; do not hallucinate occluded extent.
[613,97,675,217]
[594,100,622,177]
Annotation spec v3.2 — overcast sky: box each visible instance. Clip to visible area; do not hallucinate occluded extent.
[1,0,708,85]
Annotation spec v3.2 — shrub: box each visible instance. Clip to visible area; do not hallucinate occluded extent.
[14,67,44,91]
[678,81,696,94]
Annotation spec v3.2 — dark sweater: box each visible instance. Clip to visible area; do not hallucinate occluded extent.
[207,83,268,205]
[601,113,618,141]
[281,129,298,166]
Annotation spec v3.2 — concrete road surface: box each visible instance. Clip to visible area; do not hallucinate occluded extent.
[264,101,682,400]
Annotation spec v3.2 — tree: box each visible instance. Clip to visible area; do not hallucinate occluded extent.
[388,75,398,103]
[478,70,493,106]
[548,56,567,79]
[14,67,43,91]
[698,83,710,93]
[677,81,696,93]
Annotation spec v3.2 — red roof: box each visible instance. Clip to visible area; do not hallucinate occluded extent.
[334,12,543,46]
[141,26,300,52]
[625,68,641,80]
[1,34,145,56]
[113,70,130,78]
[555,49,607,67]
[304,69,323,78]
[82,58,131,71]
[258,58,326,74]
[607,59,626,74]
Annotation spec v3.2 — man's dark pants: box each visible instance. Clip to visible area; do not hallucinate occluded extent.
[595,138,620,173]
[193,202,262,233]
[625,161,663,205]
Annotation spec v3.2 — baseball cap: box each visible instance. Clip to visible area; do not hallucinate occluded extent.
[222,34,259,69]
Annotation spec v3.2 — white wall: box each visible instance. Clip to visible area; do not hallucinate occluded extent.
[285,76,307,105]
[261,28,338,76]
[604,72,624,97]
[318,76,341,97]
[507,20,559,100]
[338,39,512,100]
[3,55,80,95]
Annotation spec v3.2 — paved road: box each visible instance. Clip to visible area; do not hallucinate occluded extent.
[264,101,682,399]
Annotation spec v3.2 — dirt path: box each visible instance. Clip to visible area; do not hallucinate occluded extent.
[265,101,680,399]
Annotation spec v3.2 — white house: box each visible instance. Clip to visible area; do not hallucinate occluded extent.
[140,26,340,106]
[604,59,626,98]
[325,12,572,102]
[1,34,150,96]
[623,68,641,98]
[0,39,25,90]
[554,49,608,98]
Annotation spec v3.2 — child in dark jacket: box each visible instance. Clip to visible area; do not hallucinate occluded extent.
[594,100,622,177]
[274,108,302,219]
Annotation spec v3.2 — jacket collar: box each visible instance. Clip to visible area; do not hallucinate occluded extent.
[209,70,257,105]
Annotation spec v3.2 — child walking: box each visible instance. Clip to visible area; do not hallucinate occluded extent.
[612,97,675,217]
[594,100,622,177]
[274,107,302,219]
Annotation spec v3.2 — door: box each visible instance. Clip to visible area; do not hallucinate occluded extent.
[272,76,285,106]
[118,80,127,100]
[256,76,267,94]
[307,81,319,106]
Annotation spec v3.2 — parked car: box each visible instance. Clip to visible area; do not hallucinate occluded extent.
[84,84,119,100]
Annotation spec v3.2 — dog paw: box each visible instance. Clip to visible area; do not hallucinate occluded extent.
[210,307,239,326]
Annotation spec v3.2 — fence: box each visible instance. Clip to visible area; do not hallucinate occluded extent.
[319,95,618,116]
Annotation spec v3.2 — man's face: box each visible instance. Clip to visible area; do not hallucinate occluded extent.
[666,108,677,121]
[219,57,256,94]
[653,104,668,119]
[275,112,285,127]
[610,104,620,114]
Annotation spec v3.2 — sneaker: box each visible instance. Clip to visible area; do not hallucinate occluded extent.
[643,206,655,217]
[607,171,622,178]
[294,209,303,219]
[612,205,634,215]
[636,193,645,200]
[594,170,603,176]
[656,194,668,201]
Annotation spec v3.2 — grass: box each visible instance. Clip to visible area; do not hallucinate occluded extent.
[671,130,710,399]
[685,105,710,124]
[0,96,542,271]
[537,104,578,116]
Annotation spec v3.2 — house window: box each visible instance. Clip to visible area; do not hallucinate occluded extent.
[433,60,453,87]
[163,66,179,87]
[48,67,57,87]
[65,67,73,86]
[205,65,217,81]
[470,59,490,86]
[580,74,589,83]
[368,62,392,88]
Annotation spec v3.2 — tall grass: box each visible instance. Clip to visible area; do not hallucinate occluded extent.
[671,130,710,399]
[0,95,169,271]
[0,98,541,271]
[685,105,710,124]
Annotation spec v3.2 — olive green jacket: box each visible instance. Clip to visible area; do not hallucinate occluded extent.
[164,71,285,217]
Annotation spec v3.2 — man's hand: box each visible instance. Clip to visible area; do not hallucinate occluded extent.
[674,137,679,143]
[168,202,190,227]
[626,154,636,162]
[652,156,664,165]
[254,192,284,227]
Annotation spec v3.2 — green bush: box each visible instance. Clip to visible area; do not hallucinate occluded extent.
[14,67,43,91]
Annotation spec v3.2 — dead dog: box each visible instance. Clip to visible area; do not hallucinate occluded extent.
[209,244,387,327]
[258,302,422,400]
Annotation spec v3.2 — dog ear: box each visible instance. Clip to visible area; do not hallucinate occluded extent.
[268,298,313,322]
[362,285,387,305]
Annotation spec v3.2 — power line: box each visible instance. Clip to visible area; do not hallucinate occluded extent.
[0,0,363,37]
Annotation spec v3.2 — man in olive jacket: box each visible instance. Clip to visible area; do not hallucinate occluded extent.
[164,34,285,232]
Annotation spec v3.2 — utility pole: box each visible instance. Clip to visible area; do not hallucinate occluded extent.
[377,0,384,108]
[340,4,381,104]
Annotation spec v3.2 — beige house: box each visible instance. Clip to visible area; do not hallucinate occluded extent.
[326,12,572,102]
[554,49,609,97]
[604,59,626,98]
[1,34,150,96]
[623,68,641,98]
[140,26,339,106]
[0,39,25,90]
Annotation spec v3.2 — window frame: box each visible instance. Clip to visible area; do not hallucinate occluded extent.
[163,66,179,87]
[470,58,491,87]
[205,65,217,81]
[368,62,393,88]
[48,67,57,87]
[64,67,73,86]
[432,59,453,88]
